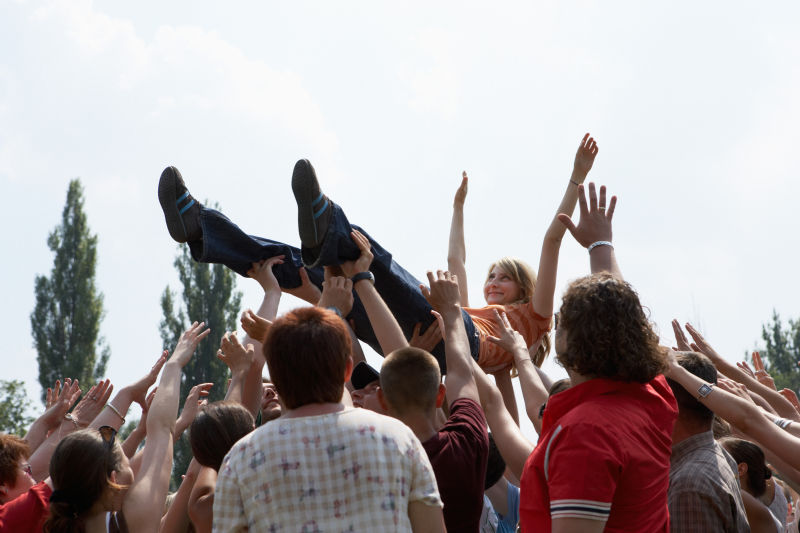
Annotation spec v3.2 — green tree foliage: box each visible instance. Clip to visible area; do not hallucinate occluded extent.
[160,243,242,488]
[0,380,34,436]
[31,179,109,403]
[758,310,800,392]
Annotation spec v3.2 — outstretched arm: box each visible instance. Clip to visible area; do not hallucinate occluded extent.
[447,172,470,307]
[421,270,479,405]
[533,134,598,317]
[341,230,408,354]
[558,182,621,278]
[124,322,210,532]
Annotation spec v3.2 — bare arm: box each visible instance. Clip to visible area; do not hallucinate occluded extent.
[409,501,446,533]
[558,183,622,278]
[188,467,216,533]
[533,134,598,317]
[422,270,479,405]
[679,322,800,421]
[447,172,470,307]
[159,460,200,533]
[342,230,408,354]
[24,379,81,454]
[471,359,534,479]
[492,369,520,426]
[124,322,210,532]
[121,388,156,459]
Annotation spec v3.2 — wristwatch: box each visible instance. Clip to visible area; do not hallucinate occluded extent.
[351,271,375,285]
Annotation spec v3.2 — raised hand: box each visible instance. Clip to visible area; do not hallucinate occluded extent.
[671,319,692,351]
[318,275,354,317]
[218,332,255,374]
[779,388,800,414]
[40,378,81,430]
[170,322,211,368]
[409,320,443,352]
[487,310,528,355]
[45,379,63,411]
[340,230,374,278]
[421,270,462,316]
[717,376,756,405]
[128,351,169,408]
[573,133,599,178]
[684,323,723,361]
[72,379,114,427]
[737,360,757,379]
[557,182,616,249]
[240,309,272,344]
[751,351,776,391]
[247,255,284,293]
[454,172,468,207]
[176,382,213,435]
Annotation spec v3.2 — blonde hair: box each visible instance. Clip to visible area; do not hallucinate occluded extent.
[486,257,551,366]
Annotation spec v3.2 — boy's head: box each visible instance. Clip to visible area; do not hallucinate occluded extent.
[264,306,352,410]
[379,347,444,416]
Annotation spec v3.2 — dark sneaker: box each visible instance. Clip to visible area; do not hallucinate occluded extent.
[158,166,202,243]
[292,159,331,249]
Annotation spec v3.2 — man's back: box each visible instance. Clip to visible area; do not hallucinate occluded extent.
[213,408,441,532]
[669,431,750,533]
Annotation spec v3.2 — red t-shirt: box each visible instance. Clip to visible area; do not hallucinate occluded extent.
[0,481,51,532]
[422,398,489,533]
[519,375,677,532]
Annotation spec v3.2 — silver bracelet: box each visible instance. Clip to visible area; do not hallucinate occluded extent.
[587,241,613,253]
[105,403,126,424]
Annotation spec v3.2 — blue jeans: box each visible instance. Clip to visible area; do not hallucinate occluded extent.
[188,203,479,373]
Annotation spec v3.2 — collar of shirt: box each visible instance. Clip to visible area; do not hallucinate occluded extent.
[541,377,659,435]
[670,430,716,463]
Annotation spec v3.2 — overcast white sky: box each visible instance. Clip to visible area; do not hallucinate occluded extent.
[2,0,799,441]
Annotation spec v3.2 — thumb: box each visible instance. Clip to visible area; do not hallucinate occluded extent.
[557,213,577,235]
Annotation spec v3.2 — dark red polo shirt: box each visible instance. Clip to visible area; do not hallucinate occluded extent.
[519,375,677,532]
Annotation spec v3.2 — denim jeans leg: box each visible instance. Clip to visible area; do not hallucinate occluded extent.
[302,201,480,372]
[187,206,324,290]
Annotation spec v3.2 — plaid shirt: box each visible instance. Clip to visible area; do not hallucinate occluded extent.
[669,431,750,533]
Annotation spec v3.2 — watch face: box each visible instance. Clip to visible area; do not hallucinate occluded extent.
[698,384,713,397]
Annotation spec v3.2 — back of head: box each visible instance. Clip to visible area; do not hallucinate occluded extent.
[720,437,771,497]
[0,433,30,489]
[557,273,666,383]
[44,429,124,533]
[190,401,255,471]
[380,347,441,416]
[264,307,351,410]
[488,258,551,365]
[666,351,717,425]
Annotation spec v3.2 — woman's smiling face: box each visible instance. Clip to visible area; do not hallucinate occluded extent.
[483,266,521,305]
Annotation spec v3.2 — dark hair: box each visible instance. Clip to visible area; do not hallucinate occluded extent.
[557,274,666,383]
[264,307,351,409]
[44,429,125,533]
[380,347,441,415]
[666,351,717,424]
[190,401,255,471]
[538,378,572,419]
[0,434,30,488]
[720,438,771,497]
[484,433,506,490]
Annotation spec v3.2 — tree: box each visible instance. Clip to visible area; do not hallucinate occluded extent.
[0,380,34,436]
[758,310,800,392]
[160,243,242,488]
[31,179,109,403]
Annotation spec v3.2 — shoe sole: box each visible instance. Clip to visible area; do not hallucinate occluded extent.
[292,159,327,248]
[158,166,189,243]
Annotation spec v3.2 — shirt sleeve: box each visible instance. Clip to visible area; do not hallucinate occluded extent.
[212,448,249,533]
[545,423,621,522]
[407,433,444,508]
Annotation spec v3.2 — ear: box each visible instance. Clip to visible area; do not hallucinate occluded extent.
[110,470,118,484]
[377,387,390,412]
[435,383,447,408]
[343,356,354,382]
[738,462,748,478]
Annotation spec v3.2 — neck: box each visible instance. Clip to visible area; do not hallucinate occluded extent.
[84,511,108,533]
[671,418,712,446]
[565,369,594,387]
[283,402,345,419]
[394,410,439,443]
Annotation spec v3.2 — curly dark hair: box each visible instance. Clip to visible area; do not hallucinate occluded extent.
[557,273,666,383]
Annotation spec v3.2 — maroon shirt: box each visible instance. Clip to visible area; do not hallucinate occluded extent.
[0,481,51,532]
[422,398,489,533]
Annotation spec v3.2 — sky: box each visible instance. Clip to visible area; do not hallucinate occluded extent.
[2,0,799,442]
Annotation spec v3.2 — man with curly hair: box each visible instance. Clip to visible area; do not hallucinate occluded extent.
[518,184,678,532]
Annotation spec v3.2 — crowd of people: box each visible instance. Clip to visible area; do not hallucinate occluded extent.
[2,133,798,532]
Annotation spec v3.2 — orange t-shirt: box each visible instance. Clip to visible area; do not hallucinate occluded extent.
[464,301,552,370]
